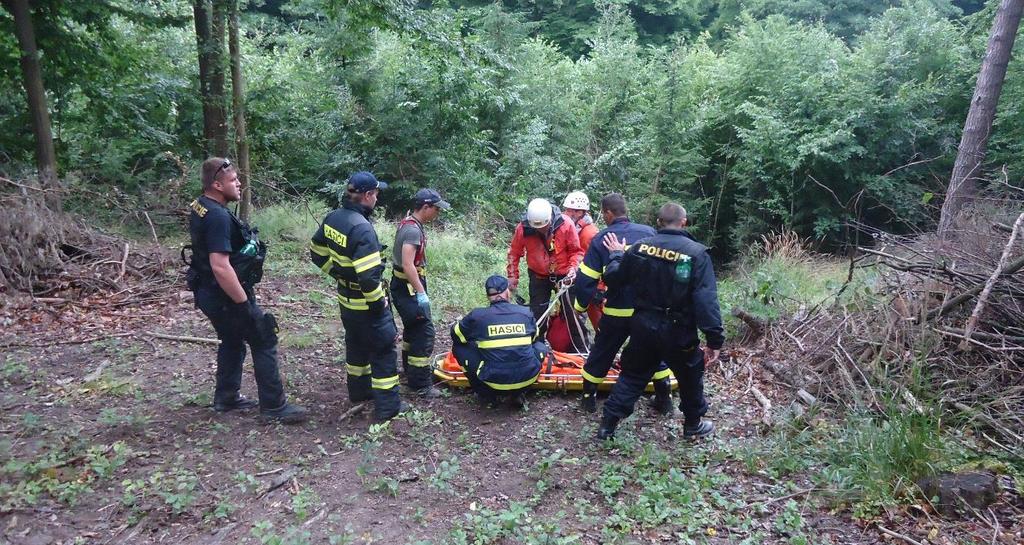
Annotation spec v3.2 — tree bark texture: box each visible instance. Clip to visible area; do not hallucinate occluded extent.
[4,0,61,212]
[193,0,216,156]
[229,0,252,222]
[938,0,1024,238]
[210,0,229,157]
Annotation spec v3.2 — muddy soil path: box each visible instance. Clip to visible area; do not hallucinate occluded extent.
[0,272,1018,545]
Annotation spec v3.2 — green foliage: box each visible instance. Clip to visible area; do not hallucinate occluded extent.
[3,0,1015,255]
[121,466,199,515]
[0,440,132,509]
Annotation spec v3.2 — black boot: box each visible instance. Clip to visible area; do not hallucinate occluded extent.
[580,381,598,413]
[596,414,620,441]
[683,419,715,439]
[650,378,673,416]
[214,395,258,413]
[260,402,309,424]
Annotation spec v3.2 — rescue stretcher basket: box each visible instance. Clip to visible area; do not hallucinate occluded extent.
[431,350,676,393]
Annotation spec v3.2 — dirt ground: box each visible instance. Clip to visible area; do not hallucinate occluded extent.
[1,270,1020,545]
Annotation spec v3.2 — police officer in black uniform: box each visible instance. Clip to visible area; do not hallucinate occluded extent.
[451,275,546,409]
[187,157,307,424]
[597,202,724,440]
[572,193,674,415]
[311,172,405,422]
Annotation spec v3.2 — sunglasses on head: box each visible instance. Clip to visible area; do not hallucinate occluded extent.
[214,159,233,181]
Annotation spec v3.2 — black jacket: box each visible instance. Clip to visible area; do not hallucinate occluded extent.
[310,199,387,313]
[451,300,542,389]
[572,217,656,317]
[604,228,724,349]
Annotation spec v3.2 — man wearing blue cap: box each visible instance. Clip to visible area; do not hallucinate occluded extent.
[310,172,405,421]
[450,275,547,409]
[392,188,450,398]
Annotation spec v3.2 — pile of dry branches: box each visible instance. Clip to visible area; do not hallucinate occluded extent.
[748,203,1024,454]
[0,186,176,305]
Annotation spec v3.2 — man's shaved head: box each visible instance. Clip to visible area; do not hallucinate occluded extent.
[657,203,687,228]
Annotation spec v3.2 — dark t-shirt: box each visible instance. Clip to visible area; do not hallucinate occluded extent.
[392,220,426,269]
[189,195,244,289]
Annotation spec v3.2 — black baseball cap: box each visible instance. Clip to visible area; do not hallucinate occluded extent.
[347,171,388,193]
[415,188,451,210]
[485,275,509,296]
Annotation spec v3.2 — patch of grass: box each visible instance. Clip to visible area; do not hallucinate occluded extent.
[121,464,199,516]
[251,201,329,276]
[718,231,855,336]
[819,407,965,518]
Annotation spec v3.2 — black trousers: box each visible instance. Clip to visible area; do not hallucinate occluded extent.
[602,312,708,423]
[452,342,547,401]
[390,276,435,390]
[340,307,401,419]
[195,286,286,410]
[582,315,670,385]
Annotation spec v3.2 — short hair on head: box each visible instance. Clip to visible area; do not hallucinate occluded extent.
[201,157,233,190]
[657,203,687,226]
[600,193,627,217]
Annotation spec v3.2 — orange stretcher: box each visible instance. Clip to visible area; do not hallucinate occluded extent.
[432,350,676,393]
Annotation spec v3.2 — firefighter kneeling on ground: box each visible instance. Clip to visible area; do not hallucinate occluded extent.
[450,275,547,409]
[597,203,724,441]
[310,172,405,422]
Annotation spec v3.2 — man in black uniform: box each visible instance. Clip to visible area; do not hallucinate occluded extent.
[392,188,450,398]
[597,203,723,440]
[450,275,546,409]
[188,157,307,424]
[572,193,673,415]
[310,172,405,422]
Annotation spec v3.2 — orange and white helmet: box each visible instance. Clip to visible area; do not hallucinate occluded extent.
[562,191,590,211]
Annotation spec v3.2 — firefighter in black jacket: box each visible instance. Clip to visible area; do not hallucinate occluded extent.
[572,193,673,414]
[310,172,404,422]
[450,275,547,409]
[597,203,724,440]
[187,157,307,424]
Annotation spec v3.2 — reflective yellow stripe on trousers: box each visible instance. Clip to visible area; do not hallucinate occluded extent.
[372,375,400,390]
[347,363,371,376]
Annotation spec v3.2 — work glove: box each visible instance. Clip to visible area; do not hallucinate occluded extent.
[232,299,262,322]
[415,291,430,315]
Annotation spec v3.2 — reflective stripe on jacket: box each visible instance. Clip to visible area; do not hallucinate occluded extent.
[573,217,656,316]
[310,199,387,312]
[451,300,543,389]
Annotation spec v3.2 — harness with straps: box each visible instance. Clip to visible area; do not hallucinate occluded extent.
[397,216,426,270]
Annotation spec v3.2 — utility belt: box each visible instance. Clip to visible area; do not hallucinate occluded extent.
[392,267,426,282]
[636,304,689,321]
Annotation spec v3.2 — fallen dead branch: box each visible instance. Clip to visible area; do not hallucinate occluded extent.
[146,332,220,345]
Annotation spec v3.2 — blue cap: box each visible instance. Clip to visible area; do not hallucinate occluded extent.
[485,275,509,296]
[347,171,388,193]
[415,188,451,210]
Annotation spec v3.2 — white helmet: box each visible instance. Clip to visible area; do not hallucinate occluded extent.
[526,198,553,229]
[562,191,590,211]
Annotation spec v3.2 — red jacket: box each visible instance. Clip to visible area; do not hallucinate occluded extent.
[507,211,583,284]
[575,214,599,253]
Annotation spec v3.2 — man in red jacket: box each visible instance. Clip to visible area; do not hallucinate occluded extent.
[507,198,584,327]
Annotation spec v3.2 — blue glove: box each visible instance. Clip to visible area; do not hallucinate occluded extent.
[415,291,430,314]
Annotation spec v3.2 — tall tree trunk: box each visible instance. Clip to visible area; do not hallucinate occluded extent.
[938,0,1024,238]
[4,0,61,212]
[210,0,229,157]
[229,0,252,221]
[194,0,216,156]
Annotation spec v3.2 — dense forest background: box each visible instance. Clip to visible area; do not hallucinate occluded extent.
[0,0,1019,253]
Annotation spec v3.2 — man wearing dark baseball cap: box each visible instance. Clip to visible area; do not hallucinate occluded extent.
[450,274,547,409]
[311,171,407,422]
[392,187,451,398]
